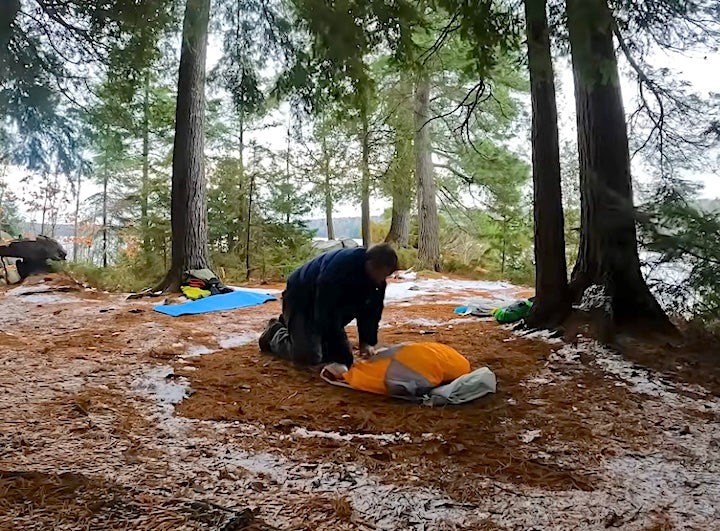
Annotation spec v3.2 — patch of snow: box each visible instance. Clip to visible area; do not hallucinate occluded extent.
[292,427,413,444]
[404,318,446,327]
[132,366,190,405]
[559,339,720,414]
[449,316,482,324]
[227,286,283,295]
[6,285,53,296]
[576,284,612,314]
[385,278,516,303]
[519,430,542,443]
[218,332,260,349]
[586,341,720,413]
[183,345,217,358]
[549,344,583,364]
[170,444,477,529]
[526,376,552,386]
[392,269,417,281]
[513,328,563,344]
[399,316,481,327]
[17,293,73,304]
[606,454,720,525]
[131,366,193,434]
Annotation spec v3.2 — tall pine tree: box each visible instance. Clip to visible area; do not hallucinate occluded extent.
[566,0,674,332]
[160,0,212,291]
[523,0,570,328]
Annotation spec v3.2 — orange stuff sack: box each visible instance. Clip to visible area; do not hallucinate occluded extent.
[338,342,471,398]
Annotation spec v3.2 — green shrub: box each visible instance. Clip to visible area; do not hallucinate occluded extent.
[59,257,163,293]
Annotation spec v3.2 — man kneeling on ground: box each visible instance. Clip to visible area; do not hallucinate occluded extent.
[259,243,399,367]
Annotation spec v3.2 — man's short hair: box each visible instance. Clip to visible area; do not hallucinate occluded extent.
[366,243,399,271]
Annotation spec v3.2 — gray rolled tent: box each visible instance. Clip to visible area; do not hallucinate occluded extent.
[311,238,360,254]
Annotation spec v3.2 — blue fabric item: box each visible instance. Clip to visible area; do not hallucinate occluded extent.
[154,289,276,317]
[454,307,468,314]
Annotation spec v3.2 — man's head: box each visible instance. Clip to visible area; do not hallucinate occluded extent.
[364,243,399,286]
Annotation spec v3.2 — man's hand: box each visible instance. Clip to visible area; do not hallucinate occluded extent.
[359,343,376,357]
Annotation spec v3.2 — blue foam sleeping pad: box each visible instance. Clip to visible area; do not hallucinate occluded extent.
[154,289,276,317]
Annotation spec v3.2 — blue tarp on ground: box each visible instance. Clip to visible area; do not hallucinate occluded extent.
[154,289,276,317]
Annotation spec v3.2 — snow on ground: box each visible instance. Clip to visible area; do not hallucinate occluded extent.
[158,434,483,529]
[15,293,75,304]
[183,345,217,358]
[217,331,260,349]
[542,339,720,528]
[402,317,482,327]
[3,274,720,529]
[292,427,413,444]
[124,364,488,529]
[559,341,720,413]
[6,284,61,296]
[228,286,283,296]
[513,327,564,344]
[385,278,517,303]
[132,366,190,406]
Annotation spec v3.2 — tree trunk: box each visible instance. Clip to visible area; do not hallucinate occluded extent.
[73,171,81,261]
[159,0,211,292]
[49,175,58,238]
[414,74,441,271]
[285,121,292,225]
[566,0,674,332]
[40,184,48,235]
[245,166,254,281]
[501,217,507,274]
[524,0,571,329]
[0,185,5,233]
[385,200,410,248]
[385,150,412,248]
[385,122,413,247]
[236,111,244,249]
[360,105,371,248]
[141,69,151,254]
[102,165,108,268]
[322,136,335,240]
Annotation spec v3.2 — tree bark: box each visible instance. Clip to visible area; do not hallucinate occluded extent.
[385,115,413,248]
[140,69,151,254]
[236,111,245,249]
[360,104,371,248]
[102,166,108,268]
[40,183,48,235]
[285,122,292,225]
[245,162,254,281]
[566,0,674,332]
[322,135,335,240]
[386,203,410,248]
[159,0,211,292]
[49,180,57,238]
[414,74,441,271]
[73,171,81,261]
[524,0,571,329]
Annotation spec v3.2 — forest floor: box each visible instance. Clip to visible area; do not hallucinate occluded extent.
[0,273,718,530]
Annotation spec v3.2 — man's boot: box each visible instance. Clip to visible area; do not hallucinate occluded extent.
[259,318,284,352]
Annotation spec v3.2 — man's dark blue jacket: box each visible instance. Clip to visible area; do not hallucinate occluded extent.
[285,247,385,363]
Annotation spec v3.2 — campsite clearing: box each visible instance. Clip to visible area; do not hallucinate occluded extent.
[0,273,718,530]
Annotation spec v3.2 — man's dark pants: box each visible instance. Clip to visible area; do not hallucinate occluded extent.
[268,292,336,366]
